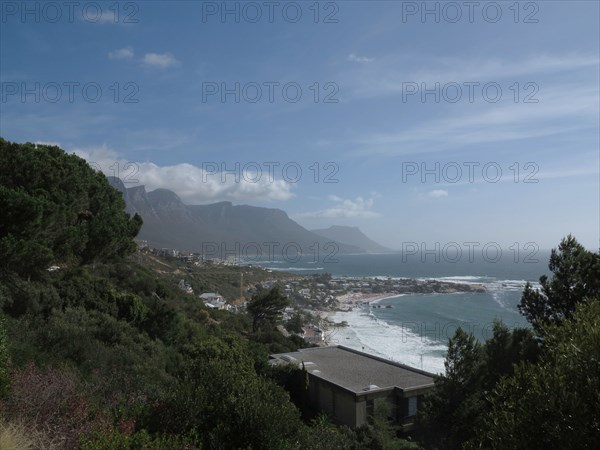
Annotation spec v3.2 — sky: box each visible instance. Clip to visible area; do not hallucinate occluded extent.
[1,0,599,252]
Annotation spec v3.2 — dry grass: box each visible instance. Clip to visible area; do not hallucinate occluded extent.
[0,419,59,450]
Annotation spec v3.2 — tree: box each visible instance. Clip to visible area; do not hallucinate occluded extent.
[0,315,9,397]
[0,139,142,277]
[158,337,303,449]
[417,324,539,450]
[469,300,600,450]
[285,312,304,334]
[481,322,539,388]
[246,287,289,332]
[444,328,481,385]
[519,235,600,332]
[417,328,482,450]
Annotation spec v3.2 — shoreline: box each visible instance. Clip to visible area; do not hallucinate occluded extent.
[335,291,400,307]
[297,276,533,375]
[314,292,399,321]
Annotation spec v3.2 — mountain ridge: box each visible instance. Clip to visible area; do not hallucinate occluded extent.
[107,177,366,256]
[311,225,391,253]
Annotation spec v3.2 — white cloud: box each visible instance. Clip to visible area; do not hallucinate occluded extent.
[294,196,381,219]
[338,85,599,157]
[108,46,134,60]
[95,10,118,24]
[142,52,179,69]
[341,54,599,99]
[347,53,374,64]
[81,10,122,24]
[34,140,61,147]
[107,48,180,69]
[72,146,294,204]
[428,189,448,198]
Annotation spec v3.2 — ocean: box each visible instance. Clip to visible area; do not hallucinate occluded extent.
[249,252,552,374]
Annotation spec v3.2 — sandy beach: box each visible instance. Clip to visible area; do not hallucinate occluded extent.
[312,292,399,321]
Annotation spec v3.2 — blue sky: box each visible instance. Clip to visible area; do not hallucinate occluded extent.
[1,0,599,251]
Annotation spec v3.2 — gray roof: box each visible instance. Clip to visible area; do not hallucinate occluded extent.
[270,346,434,394]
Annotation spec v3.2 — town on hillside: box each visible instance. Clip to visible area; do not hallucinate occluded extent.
[135,242,486,346]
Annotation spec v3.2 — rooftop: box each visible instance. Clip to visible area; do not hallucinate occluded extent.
[270,346,435,394]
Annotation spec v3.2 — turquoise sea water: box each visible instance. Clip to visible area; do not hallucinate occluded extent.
[254,251,551,281]
[248,252,551,373]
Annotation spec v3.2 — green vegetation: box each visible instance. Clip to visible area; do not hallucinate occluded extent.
[247,286,290,331]
[416,323,539,449]
[0,316,9,397]
[0,139,419,449]
[0,138,142,278]
[2,138,597,449]
[417,235,599,450]
[468,300,600,450]
[518,234,600,332]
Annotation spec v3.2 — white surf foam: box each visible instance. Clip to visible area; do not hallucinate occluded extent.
[327,307,447,374]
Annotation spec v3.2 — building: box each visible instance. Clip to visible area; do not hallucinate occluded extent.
[178,279,194,294]
[199,292,223,303]
[301,325,325,343]
[200,292,228,310]
[270,346,435,430]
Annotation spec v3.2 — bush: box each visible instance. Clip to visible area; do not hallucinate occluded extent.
[0,316,9,397]
[1,363,92,449]
[0,419,59,450]
[80,428,201,450]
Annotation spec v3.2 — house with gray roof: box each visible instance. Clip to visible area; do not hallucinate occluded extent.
[200,292,228,310]
[270,346,435,430]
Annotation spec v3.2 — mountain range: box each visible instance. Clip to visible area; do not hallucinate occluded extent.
[108,177,390,256]
[311,226,391,253]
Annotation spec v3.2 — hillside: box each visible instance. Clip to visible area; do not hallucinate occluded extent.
[311,225,391,253]
[108,177,364,256]
[4,140,598,450]
[0,139,366,449]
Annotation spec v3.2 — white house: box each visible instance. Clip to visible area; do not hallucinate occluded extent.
[200,292,229,310]
[200,292,223,303]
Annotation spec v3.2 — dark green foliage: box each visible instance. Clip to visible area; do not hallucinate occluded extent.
[11,139,598,448]
[295,415,359,449]
[417,328,482,450]
[0,315,9,397]
[52,267,118,314]
[156,337,303,449]
[368,401,424,450]
[268,362,312,417]
[418,238,599,450]
[0,138,142,277]
[519,235,600,332]
[417,323,540,450]
[246,286,290,331]
[33,307,172,388]
[114,291,148,324]
[1,273,62,317]
[481,323,539,387]
[250,323,304,355]
[469,300,600,450]
[80,428,202,450]
[444,328,482,385]
[2,137,411,448]
[285,312,304,334]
